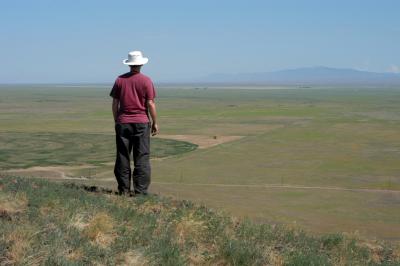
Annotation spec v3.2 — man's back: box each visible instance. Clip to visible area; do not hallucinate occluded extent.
[110,72,156,124]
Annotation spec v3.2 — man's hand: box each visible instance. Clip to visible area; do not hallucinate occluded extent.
[147,99,158,136]
[151,123,159,136]
[112,98,119,123]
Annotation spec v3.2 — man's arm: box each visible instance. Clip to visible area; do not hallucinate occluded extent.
[147,99,158,136]
[112,98,119,123]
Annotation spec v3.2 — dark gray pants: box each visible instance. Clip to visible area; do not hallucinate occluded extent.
[114,122,151,195]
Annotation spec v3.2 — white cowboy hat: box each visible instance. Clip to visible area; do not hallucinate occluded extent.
[123,51,149,65]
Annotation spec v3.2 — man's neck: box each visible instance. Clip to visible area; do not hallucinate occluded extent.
[130,66,141,74]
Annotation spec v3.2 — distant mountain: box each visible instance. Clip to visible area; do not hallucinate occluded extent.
[199,67,400,85]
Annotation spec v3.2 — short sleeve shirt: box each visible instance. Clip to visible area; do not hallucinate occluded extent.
[109,72,156,123]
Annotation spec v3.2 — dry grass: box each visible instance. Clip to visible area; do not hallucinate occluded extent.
[69,210,116,248]
[118,250,149,266]
[264,247,284,266]
[2,227,33,265]
[361,241,384,263]
[175,212,208,246]
[355,239,400,264]
[83,212,116,248]
[393,245,400,261]
[65,248,84,261]
[221,217,241,241]
[39,199,60,216]
[69,212,90,230]
[1,175,399,265]
[137,201,166,215]
[174,212,211,265]
[0,191,27,220]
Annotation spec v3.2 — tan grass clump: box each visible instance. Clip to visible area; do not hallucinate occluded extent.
[393,245,400,262]
[137,201,165,215]
[65,248,84,261]
[83,212,116,248]
[357,240,386,264]
[0,192,28,220]
[364,242,384,264]
[69,212,90,230]
[106,194,135,208]
[264,247,284,266]
[39,199,60,216]
[223,216,241,238]
[3,228,33,264]
[175,213,207,246]
[174,212,211,264]
[118,250,149,266]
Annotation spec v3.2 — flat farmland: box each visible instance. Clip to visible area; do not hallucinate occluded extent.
[1,85,400,241]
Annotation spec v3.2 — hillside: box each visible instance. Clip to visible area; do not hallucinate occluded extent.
[199,67,400,85]
[1,176,399,265]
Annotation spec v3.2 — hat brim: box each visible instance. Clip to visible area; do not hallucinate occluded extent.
[123,58,149,65]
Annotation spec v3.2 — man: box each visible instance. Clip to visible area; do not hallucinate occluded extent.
[109,51,158,196]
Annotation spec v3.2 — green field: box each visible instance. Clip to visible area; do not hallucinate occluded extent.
[1,84,400,242]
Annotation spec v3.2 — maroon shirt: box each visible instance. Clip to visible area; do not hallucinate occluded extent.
[110,72,156,123]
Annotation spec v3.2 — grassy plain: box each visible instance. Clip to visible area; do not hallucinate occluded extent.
[1,84,400,241]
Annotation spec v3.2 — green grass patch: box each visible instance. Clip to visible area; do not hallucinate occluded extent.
[0,132,197,169]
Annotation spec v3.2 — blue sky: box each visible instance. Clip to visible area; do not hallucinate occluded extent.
[1,0,399,83]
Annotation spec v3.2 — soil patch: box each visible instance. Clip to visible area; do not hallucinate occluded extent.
[155,134,244,149]
[1,165,91,180]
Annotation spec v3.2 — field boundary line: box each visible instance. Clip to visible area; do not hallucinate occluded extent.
[153,181,400,194]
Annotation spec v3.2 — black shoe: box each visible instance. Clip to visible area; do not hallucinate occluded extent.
[118,190,134,197]
[134,191,149,197]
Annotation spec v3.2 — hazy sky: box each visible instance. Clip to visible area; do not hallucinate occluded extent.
[1,0,399,83]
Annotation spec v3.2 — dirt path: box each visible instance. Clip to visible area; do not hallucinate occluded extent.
[152,181,400,194]
[1,165,92,179]
[155,134,244,149]
[3,166,399,194]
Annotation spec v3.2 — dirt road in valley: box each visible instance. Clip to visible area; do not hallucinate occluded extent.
[152,181,400,194]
